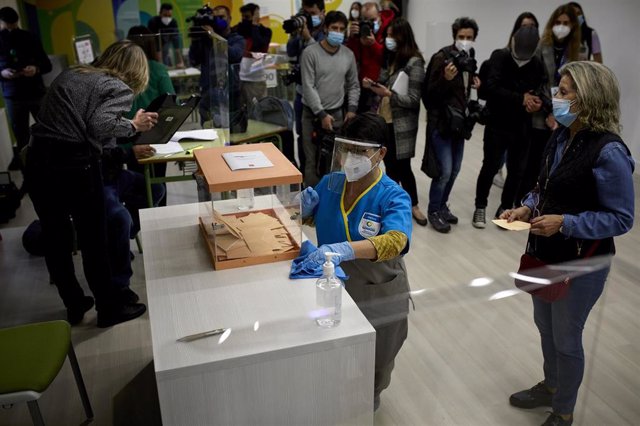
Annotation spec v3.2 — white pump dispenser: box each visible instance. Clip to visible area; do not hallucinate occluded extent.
[315,252,343,328]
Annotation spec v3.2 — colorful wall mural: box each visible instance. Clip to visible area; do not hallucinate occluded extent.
[21,0,348,64]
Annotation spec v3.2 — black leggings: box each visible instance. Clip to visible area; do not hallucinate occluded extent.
[26,142,118,311]
[384,124,419,206]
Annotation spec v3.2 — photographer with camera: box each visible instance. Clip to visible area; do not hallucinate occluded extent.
[472,17,550,229]
[233,3,272,108]
[346,1,394,113]
[421,17,480,233]
[0,6,52,172]
[188,5,245,126]
[300,10,359,187]
[285,0,326,174]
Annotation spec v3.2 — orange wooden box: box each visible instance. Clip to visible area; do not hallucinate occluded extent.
[194,143,303,270]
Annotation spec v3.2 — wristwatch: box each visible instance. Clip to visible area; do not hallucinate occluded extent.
[559,215,565,234]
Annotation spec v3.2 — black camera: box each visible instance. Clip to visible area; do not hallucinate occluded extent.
[283,12,312,34]
[467,100,489,126]
[187,5,227,37]
[447,50,477,74]
[358,19,375,38]
[283,63,301,86]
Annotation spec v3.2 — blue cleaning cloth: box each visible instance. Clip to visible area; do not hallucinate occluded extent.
[289,240,348,280]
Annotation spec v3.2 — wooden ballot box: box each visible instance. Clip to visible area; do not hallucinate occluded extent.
[194,143,303,270]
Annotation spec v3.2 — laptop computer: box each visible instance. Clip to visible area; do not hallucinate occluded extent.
[133,94,201,145]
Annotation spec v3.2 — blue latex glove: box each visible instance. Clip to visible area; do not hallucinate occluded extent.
[302,242,355,270]
[300,186,319,218]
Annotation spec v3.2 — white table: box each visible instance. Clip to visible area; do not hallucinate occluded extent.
[140,203,376,425]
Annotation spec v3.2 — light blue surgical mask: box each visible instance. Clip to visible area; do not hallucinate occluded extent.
[385,37,397,51]
[311,15,322,28]
[373,19,380,34]
[552,98,578,127]
[578,15,585,26]
[326,31,344,47]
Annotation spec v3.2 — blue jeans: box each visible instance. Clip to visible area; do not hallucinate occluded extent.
[104,170,165,289]
[533,264,610,414]
[104,185,133,289]
[428,128,464,214]
[4,96,43,152]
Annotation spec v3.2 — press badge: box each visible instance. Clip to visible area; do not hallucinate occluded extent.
[358,212,381,238]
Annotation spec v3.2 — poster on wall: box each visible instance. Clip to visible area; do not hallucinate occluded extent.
[74,37,95,64]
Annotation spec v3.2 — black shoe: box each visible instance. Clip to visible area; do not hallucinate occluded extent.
[67,296,95,325]
[428,212,451,233]
[441,205,459,224]
[495,206,506,219]
[542,412,573,426]
[97,303,147,328]
[412,208,428,226]
[509,381,553,409]
[119,287,140,304]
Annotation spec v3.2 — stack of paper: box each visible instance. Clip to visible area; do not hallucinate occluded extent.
[391,71,409,96]
[210,210,295,260]
[170,129,218,142]
[222,151,273,171]
[151,141,183,155]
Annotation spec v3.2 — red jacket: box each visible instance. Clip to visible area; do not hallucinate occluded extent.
[346,9,395,81]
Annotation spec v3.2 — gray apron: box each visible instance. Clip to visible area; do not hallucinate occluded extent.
[341,257,411,396]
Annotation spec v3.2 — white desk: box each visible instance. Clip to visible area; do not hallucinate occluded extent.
[140,203,375,425]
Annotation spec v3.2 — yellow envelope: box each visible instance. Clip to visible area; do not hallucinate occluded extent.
[492,219,531,231]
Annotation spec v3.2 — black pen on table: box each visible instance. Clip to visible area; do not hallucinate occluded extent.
[176,328,227,342]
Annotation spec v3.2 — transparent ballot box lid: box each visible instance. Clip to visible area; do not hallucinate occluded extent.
[194,143,302,270]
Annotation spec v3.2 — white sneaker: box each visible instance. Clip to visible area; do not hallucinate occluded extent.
[472,208,486,229]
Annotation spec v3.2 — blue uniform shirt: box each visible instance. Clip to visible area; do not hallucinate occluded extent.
[312,170,413,254]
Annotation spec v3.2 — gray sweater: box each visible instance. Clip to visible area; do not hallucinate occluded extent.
[300,42,360,119]
[31,69,136,154]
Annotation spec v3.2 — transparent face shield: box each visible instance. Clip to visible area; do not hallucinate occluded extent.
[327,137,382,195]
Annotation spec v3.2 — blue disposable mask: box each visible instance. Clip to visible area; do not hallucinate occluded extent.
[552,98,578,127]
[373,20,380,34]
[327,31,344,47]
[385,37,397,51]
[578,15,585,26]
[311,15,322,28]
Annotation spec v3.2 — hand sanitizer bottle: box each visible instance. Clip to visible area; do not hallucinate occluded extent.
[316,252,342,328]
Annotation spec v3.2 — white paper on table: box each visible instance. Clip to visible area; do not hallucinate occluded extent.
[151,141,183,155]
[170,129,218,142]
[167,67,201,77]
[222,151,274,170]
[391,71,409,96]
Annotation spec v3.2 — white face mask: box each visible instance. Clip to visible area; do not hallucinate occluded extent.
[350,9,360,19]
[343,151,376,182]
[552,24,571,40]
[455,39,474,53]
[161,17,172,26]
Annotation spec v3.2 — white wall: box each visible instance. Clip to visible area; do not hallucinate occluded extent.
[406,0,640,163]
